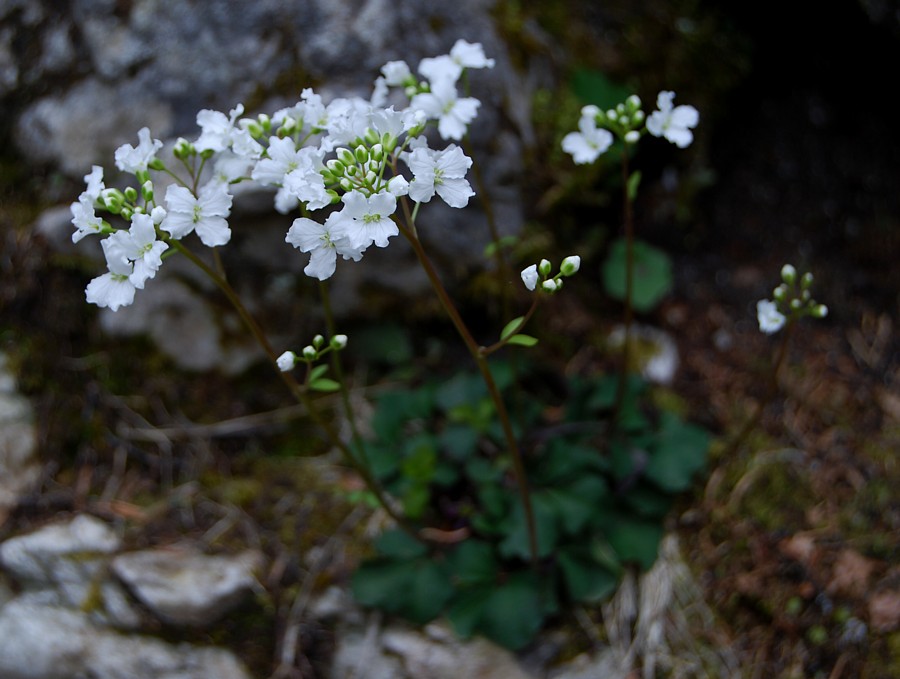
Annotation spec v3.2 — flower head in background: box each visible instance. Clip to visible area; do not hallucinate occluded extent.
[646,91,699,148]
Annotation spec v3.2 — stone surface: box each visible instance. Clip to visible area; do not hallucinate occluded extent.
[0,597,251,679]
[112,547,264,626]
[0,352,39,518]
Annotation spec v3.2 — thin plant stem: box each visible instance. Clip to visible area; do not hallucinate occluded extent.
[318,280,367,463]
[721,321,795,458]
[613,150,635,423]
[168,239,416,536]
[392,211,540,566]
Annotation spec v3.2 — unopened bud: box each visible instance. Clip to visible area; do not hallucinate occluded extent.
[542,279,559,292]
[371,143,384,161]
[276,351,296,372]
[626,94,642,111]
[801,272,814,288]
[812,304,828,318]
[337,148,355,166]
[141,180,154,202]
[331,334,348,350]
[781,264,797,284]
[560,255,581,276]
[538,259,552,276]
[326,159,345,175]
[313,334,325,348]
[355,145,369,164]
[624,130,641,144]
[339,178,353,192]
[364,128,380,146]
[124,186,138,203]
[302,345,317,360]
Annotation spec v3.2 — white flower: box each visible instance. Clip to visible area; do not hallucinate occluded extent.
[161,182,233,246]
[562,116,613,164]
[195,104,245,153]
[252,137,305,186]
[286,212,365,280]
[410,78,480,141]
[212,151,253,184]
[114,127,163,173]
[103,212,168,289]
[83,166,105,201]
[419,54,462,85]
[337,191,398,250]
[449,40,495,70]
[85,238,136,311]
[281,148,330,211]
[757,299,786,334]
[521,264,538,291]
[381,60,412,86]
[405,144,474,208]
[277,351,296,372]
[646,91,699,148]
[70,196,105,243]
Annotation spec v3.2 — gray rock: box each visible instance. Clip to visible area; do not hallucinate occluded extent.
[112,548,263,626]
[0,597,251,679]
[0,353,39,518]
[0,514,141,629]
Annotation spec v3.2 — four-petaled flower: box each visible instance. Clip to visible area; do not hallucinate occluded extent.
[114,127,163,173]
[756,300,786,334]
[161,182,234,247]
[405,144,475,208]
[410,78,480,141]
[562,114,614,165]
[103,212,169,289]
[85,238,137,311]
[70,196,105,243]
[646,91,699,148]
[336,191,398,250]
[286,212,365,280]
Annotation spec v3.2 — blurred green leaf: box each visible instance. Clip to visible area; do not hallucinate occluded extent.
[309,377,340,392]
[603,238,673,312]
[478,572,546,649]
[500,316,525,340]
[570,68,632,108]
[507,334,539,347]
[646,413,709,492]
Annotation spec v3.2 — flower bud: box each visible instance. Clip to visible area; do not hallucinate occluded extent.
[141,180,154,202]
[581,104,600,120]
[148,158,165,171]
[150,205,167,224]
[371,143,384,161]
[124,186,138,203]
[120,206,134,220]
[520,264,538,291]
[781,264,797,284]
[801,272,814,288]
[326,159,345,175]
[790,298,802,310]
[339,178,354,192]
[606,109,618,121]
[101,188,125,211]
[276,351,296,372]
[812,304,828,318]
[624,130,641,144]
[364,127,380,146]
[345,164,358,177]
[632,110,645,124]
[773,284,788,302]
[174,137,193,158]
[626,94,642,111]
[538,259,552,276]
[542,279,559,292]
[327,189,341,204]
[313,334,325,348]
[331,334,348,350]
[258,113,271,132]
[337,148,355,166]
[381,132,398,153]
[355,145,369,164]
[302,345,317,360]
[364,170,377,185]
[560,255,581,276]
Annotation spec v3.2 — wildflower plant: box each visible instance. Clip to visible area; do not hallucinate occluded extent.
[71,42,715,650]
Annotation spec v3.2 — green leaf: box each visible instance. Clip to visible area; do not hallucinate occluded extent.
[570,68,632,108]
[438,424,479,460]
[446,586,492,638]
[645,413,710,493]
[374,529,428,559]
[626,170,642,202]
[507,334,539,347]
[478,572,546,650]
[498,493,558,560]
[602,238,673,312]
[605,516,663,570]
[500,316,525,340]
[308,364,329,382]
[404,560,453,624]
[310,377,340,392]
[447,540,498,586]
[351,558,419,613]
[558,549,619,603]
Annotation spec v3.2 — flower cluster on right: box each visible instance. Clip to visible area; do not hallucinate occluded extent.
[757,264,828,334]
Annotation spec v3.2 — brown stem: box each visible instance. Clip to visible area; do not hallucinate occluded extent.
[392,212,539,566]
[613,151,635,424]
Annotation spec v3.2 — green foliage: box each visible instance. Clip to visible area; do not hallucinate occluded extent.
[350,366,709,650]
[602,238,673,312]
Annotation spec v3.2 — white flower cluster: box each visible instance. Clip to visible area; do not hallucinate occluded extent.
[757,264,828,335]
[520,256,581,293]
[71,40,495,310]
[562,91,699,164]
